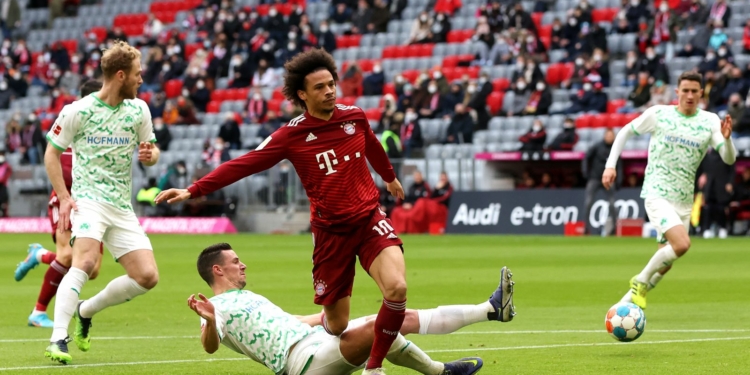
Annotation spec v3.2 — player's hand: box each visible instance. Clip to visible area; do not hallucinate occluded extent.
[138,142,154,162]
[726,183,733,194]
[721,115,733,139]
[154,188,191,204]
[602,168,617,190]
[698,174,707,189]
[188,293,215,321]
[59,196,77,234]
[386,178,405,200]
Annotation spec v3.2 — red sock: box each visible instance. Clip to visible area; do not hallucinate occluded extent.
[35,260,69,312]
[40,251,56,265]
[366,298,406,370]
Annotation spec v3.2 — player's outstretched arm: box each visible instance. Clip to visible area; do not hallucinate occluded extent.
[713,115,737,165]
[189,294,221,354]
[602,125,635,190]
[363,123,398,182]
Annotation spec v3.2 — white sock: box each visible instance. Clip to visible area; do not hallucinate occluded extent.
[386,334,444,375]
[31,309,45,316]
[51,267,89,342]
[417,303,493,335]
[648,272,664,290]
[34,248,51,262]
[636,245,678,284]
[620,290,633,303]
[79,276,148,318]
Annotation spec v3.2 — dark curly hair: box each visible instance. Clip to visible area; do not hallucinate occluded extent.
[282,48,339,109]
[79,79,103,98]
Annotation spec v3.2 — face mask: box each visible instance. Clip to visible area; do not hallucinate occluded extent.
[28,114,37,122]
[428,85,437,94]
[191,67,199,75]
[250,12,258,19]
[593,54,602,62]
[86,69,94,78]
[214,142,224,150]
[420,15,428,22]
[288,32,297,40]
[320,25,328,32]
[405,112,417,123]
[0,156,5,163]
[437,14,444,21]
[526,37,535,44]
[646,52,655,59]
[631,0,639,5]
[659,3,668,11]
[239,13,247,20]
[478,77,487,85]
[262,44,271,52]
[467,85,476,94]
[373,65,382,73]
[395,75,404,83]
[583,83,592,91]
[575,58,584,66]
[536,83,545,91]
[162,65,170,72]
[154,123,164,131]
[177,167,186,174]
[433,72,442,79]
[206,11,215,19]
[516,61,525,69]
[53,71,61,78]
[288,43,296,50]
[196,80,205,89]
[71,56,79,64]
[182,89,190,97]
[43,52,51,62]
[706,53,715,60]
[12,72,20,80]
[419,74,428,81]
[569,18,577,26]
[253,93,262,100]
[517,82,526,90]
[269,9,278,16]
[532,124,542,132]
[564,122,574,129]
[718,49,727,56]
[0,82,7,90]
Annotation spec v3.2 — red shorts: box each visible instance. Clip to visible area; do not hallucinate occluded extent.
[48,191,103,254]
[310,208,403,306]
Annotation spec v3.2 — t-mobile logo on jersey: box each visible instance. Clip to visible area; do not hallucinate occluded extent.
[316,149,362,175]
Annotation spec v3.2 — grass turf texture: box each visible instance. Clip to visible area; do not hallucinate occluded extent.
[1,233,749,374]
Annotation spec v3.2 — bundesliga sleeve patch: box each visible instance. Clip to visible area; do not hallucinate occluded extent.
[52,123,62,135]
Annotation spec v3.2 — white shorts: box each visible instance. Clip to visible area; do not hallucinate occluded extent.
[284,318,370,375]
[644,198,692,244]
[71,199,152,260]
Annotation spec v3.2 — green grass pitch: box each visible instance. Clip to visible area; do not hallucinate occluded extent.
[1,233,749,374]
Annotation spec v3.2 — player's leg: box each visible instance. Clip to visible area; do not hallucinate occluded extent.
[29,228,74,327]
[312,228,358,336]
[14,243,57,281]
[88,244,104,280]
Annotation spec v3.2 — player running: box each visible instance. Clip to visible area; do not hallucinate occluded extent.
[43,40,161,364]
[189,243,515,375]
[603,71,737,309]
[156,48,515,375]
[14,79,105,328]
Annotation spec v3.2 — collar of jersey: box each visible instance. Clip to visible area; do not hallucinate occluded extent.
[673,105,699,118]
[92,91,122,111]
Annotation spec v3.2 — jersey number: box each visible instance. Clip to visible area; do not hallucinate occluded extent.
[372,220,394,236]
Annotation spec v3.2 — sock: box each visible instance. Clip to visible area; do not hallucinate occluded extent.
[79,275,149,319]
[636,245,678,284]
[51,267,89,342]
[648,272,664,290]
[34,260,70,313]
[620,290,632,303]
[385,334,443,375]
[35,248,56,265]
[416,303,493,335]
[366,298,406,370]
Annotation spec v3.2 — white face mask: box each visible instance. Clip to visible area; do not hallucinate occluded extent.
[253,93,262,100]
[583,83,592,91]
[593,54,602,62]
[395,75,404,83]
[536,83,545,91]
[191,66,199,75]
[433,72,442,79]
[320,25,328,32]
[12,72,20,80]
[239,13,247,20]
[214,142,224,150]
[287,43,296,50]
[53,71,61,78]
[405,112,417,123]
[162,64,170,72]
[420,15,428,22]
[288,32,297,40]
[706,53,715,60]
[373,65,382,73]
[718,49,727,56]
[182,89,190,97]
[646,52,655,59]
[154,123,164,131]
[0,82,7,90]
[196,80,205,89]
[0,156,5,163]
[659,3,668,11]
[71,56,80,63]
[268,9,278,16]
[517,82,526,90]
[516,61,524,69]
[428,85,437,94]
[568,18,577,26]
[532,124,542,132]
[467,85,476,94]
[575,58,584,65]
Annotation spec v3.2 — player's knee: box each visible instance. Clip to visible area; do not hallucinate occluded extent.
[89,268,99,280]
[133,269,159,290]
[326,317,349,336]
[55,252,72,267]
[75,258,98,274]
[382,280,407,301]
[671,238,691,255]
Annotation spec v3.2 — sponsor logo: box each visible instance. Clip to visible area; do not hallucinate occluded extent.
[306,133,317,142]
[510,204,578,226]
[342,121,356,135]
[52,123,62,135]
[452,203,501,226]
[589,199,640,229]
[663,134,701,149]
[86,135,131,146]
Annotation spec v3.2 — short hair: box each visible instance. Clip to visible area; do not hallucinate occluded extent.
[79,79,103,97]
[282,48,339,109]
[100,40,141,79]
[197,243,233,286]
[677,71,703,89]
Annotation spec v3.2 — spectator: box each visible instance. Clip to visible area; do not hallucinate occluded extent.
[0,149,10,217]
[650,0,679,60]
[351,0,373,35]
[506,77,530,117]
[406,11,433,45]
[521,80,552,116]
[582,128,621,235]
[513,56,544,88]
[647,80,673,106]
[149,90,167,118]
[218,112,242,150]
[622,0,649,32]
[625,173,640,188]
[537,172,556,189]
[0,80,14,109]
[397,83,416,112]
[7,68,28,97]
[726,93,745,129]
[251,58,279,88]
[680,0,709,29]
[619,72,652,113]
[431,68,449,95]
[258,110,283,139]
[168,96,200,125]
[676,42,705,58]
[19,114,45,165]
[707,20,727,51]
[401,108,423,157]
[136,177,162,216]
[370,0,391,33]
[331,3,353,24]
[698,148,734,239]
[402,171,430,209]
[519,119,547,151]
[339,64,362,98]
[380,119,403,160]
[706,0,731,27]
[468,73,492,129]
[550,18,565,49]
[316,21,337,52]
[153,117,172,151]
[363,63,385,96]
[378,94,398,134]
[443,103,474,144]
[637,46,669,83]
[190,79,210,112]
[518,171,536,189]
[589,82,608,113]
[4,115,21,153]
[721,67,748,104]
[245,88,268,124]
[547,118,578,151]
[623,50,639,87]
[183,176,227,217]
[275,37,301,68]
[203,137,231,169]
[430,12,451,43]
[430,172,453,207]
[417,79,449,119]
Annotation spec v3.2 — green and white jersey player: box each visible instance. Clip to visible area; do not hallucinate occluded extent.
[43,41,162,364]
[602,71,737,310]
[188,243,518,375]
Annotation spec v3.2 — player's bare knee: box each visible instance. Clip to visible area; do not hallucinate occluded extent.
[327,317,348,336]
[89,269,99,280]
[382,280,407,301]
[55,251,72,267]
[672,238,690,255]
[134,269,159,290]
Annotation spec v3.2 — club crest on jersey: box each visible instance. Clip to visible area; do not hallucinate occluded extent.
[342,121,356,135]
[314,280,327,296]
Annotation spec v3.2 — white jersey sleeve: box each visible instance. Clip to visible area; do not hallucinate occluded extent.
[46,104,81,151]
[709,114,737,164]
[628,105,660,135]
[200,312,227,340]
[136,99,157,144]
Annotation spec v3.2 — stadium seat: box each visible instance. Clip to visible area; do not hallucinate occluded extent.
[486,92,504,115]
[206,101,221,113]
[492,78,510,92]
[575,114,594,128]
[164,80,183,99]
[364,108,382,121]
[607,99,627,113]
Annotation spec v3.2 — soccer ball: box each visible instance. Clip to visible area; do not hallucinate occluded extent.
[605,302,646,342]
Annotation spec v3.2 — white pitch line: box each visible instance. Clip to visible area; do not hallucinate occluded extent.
[1,336,749,371]
[2,329,749,343]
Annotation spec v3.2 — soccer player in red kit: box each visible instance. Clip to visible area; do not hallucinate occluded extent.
[14,79,104,327]
[157,49,411,374]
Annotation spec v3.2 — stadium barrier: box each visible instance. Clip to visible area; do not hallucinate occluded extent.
[0,217,237,234]
[446,188,645,235]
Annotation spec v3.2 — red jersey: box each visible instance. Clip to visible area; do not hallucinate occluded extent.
[61,148,73,191]
[188,105,396,230]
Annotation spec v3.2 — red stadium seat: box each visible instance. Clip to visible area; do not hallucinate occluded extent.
[121,24,144,36]
[575,114,593,128]
[545,64,562,86]
[87,27,107,42]
[138,91,152,103]
[278,3,293,15]
[59,40,77,54]
[394,46,408,58]
[607,99,626,113]
[206,101,221,113]
[492,78,510,92]
[365,108,382,121]
[349,34,362,47]
[418,43,434,57]
[155,11,177,23]
[401,69,419,83]
[339,97,357,106]
[443,56,459,68]
[381,46,396,59]
[211,89,230,102]
[164,79,182,99]
[335,36,347,49]
[272,88,285,101]
[538,25,552,39]
[257,4,270,16]
[267,99,281,112]
[235,88,250,100]
[185,43,202,59]
[446,30,472,43]
[531,12,543,29]
[486,92,504,115]
[383,83,396,96]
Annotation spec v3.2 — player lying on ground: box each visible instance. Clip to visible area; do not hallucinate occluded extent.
[14,79,105,328]
[43,40,161,364]
[189,243,516,375]
[157,48,467,374]
[602,71,737,309]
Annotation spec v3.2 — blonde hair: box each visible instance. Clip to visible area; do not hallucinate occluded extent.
[100,40,141,79]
